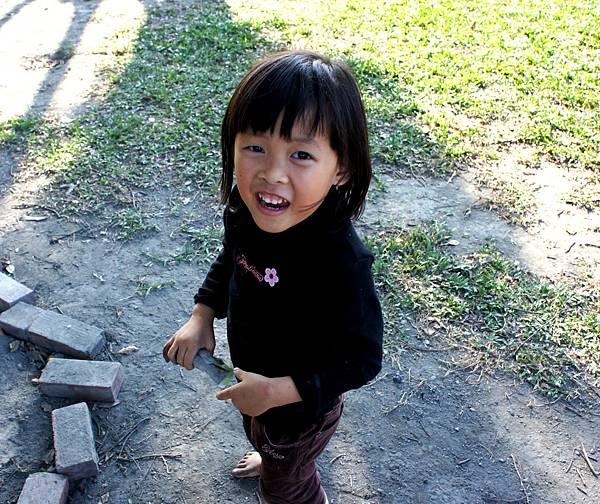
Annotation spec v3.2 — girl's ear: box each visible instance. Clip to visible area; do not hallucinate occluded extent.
[334,167,350,187]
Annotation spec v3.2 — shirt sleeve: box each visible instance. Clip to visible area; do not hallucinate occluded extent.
[290,257,383,415]
[192,210,234,320]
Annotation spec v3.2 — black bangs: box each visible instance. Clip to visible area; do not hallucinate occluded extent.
[220,50,372,221]
[236,57,332,140]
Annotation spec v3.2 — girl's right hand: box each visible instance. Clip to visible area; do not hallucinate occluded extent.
[163,313,216,371]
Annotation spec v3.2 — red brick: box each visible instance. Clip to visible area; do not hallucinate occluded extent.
[38,358,124,402]
[17,472,69,504]
[0,272,34,312]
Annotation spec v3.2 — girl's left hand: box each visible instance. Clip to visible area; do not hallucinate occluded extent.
[215,368,274,417]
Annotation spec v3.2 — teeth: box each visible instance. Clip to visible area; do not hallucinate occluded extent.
[259,193,286,205]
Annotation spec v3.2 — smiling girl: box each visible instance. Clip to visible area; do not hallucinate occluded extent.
[163,50,383,504]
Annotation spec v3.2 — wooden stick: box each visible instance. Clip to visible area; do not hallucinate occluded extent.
[565,448,576,473]
[580,442,599,478]
[101,417,151,459]
[161,455,171,474]
[118,452,182,461]
[329,454,345,464]
[510,454,530,504]
[116,417,151,460]
[575,467,587,487]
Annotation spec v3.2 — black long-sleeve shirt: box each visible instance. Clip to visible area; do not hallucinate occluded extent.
[194,186,383,433]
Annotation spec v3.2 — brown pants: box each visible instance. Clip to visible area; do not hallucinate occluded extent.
[242,398,343,504]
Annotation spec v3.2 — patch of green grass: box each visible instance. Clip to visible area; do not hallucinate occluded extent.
[0,116,43,143]
[366,224,600,398]
[134,277,176,297]
[176,222,224,263]
[228,0,600,173]
[109,208,159,240]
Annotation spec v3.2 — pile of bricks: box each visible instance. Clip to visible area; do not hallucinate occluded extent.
[0,272,125,503]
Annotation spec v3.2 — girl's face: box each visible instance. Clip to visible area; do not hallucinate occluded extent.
[234,119,345,234]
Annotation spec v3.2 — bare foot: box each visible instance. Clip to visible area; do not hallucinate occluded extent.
[232,451,262,478]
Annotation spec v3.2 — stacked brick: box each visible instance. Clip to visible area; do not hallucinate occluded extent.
[1,272,125,502]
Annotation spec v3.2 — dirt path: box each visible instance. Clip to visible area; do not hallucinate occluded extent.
[1,1,599,503]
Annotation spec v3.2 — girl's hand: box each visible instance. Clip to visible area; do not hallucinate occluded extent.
[163,313,215,370]
[215,369,301,417]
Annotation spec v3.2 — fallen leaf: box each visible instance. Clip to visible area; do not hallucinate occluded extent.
[116,345,140,355]
[8,340,22,352]
[93,273,106,283]
[446,239,460,246]
[42,449,55,465]
[96,400,121,409]
[5,264,15,274]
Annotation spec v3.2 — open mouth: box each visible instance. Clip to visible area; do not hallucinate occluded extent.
[257,192,290,211]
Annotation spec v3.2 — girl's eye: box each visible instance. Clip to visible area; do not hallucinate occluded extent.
[246,145,264,153]
[292,151,313,161]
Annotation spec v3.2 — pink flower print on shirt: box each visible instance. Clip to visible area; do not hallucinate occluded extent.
[264,268,279,287]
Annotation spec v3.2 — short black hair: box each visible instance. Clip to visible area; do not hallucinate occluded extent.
[220,50,371,221]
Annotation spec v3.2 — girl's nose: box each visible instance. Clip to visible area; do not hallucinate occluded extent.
[260,156,289,184]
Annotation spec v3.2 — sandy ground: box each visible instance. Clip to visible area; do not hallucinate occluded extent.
[1,1,599,503]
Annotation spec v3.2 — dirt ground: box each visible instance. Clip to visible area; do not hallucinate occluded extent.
[1,1,599,503]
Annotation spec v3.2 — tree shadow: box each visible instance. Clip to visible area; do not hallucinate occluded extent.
[26,0,101,117]
[0,0,32,31]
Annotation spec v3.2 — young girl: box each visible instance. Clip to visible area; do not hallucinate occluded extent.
[163,50,383,504]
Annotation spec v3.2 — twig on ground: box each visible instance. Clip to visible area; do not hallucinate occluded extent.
[125,446,142,472]
[510,454,530,504]
[118,452,182,461]
[134,467,151,493]
[399,432,420,443]
[116,417,151,461]
[580,442,599,478]
[417,418,431,438]
[565,448,576,473]
[179,380,198,393]
[101,417,151,461]
[329,454,345,465]
[195,417,215,431]
[48,227,86,244]
[161,455,171,474]
[336,487,375,500]
[405,343,457,352]
[483,496,526,503]
[368,372,389,386]
[565,405,600,418]
[575,467,587,487]
[478,443,494,459]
